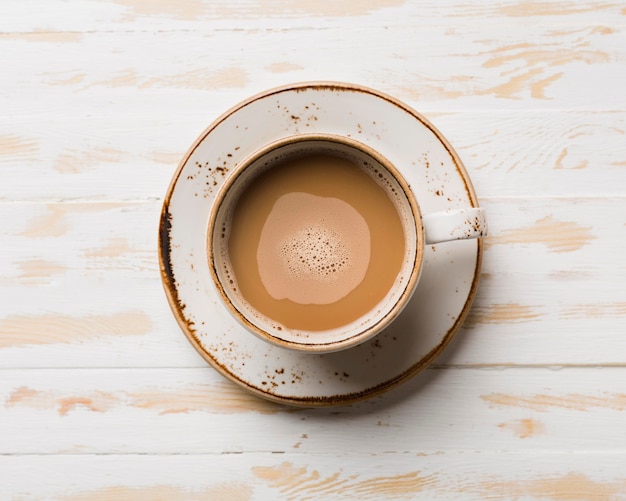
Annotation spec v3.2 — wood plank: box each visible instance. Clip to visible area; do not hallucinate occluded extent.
[1,0,624,32]
[1,367,626,454]
[2,451,626,500]
[0,24,624,122]
[0,197,624,367]
[1,111,624,202]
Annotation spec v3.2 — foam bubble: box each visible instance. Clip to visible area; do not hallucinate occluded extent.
[257,192,370,305]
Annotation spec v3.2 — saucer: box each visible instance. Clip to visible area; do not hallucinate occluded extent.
[159,82,483,406]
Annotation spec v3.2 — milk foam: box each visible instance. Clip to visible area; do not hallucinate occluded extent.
[257,192,370,305]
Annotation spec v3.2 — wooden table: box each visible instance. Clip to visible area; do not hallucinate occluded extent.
[2,1,625,499]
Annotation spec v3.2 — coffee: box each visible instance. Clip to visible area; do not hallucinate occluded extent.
[225,153,406,331]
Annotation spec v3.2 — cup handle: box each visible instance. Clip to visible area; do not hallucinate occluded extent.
[422,207,487,245]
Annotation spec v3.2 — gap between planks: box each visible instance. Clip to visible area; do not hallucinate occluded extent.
[0,195,625,205]
[1,365,626,371]
[3,450,626,457]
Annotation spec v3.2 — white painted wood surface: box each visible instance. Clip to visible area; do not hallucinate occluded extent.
[1,0,625,499]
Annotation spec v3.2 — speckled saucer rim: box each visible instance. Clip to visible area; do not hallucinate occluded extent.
[159,81,483,407]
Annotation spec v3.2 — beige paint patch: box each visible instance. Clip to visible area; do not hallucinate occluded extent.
[148,150,183,165]
[57,396,118,416]
[479,67,547,100]
[46,73,87,86]
[529,71,564,99]
[561,302,626,319]
[129,382,283,415]
[113,0,406,19]
[477,39,608,99]
[483,42,608,70]
[84,68,139,89]
[554,147,588,169]
[0,31,82,43]
[482,67,547,100]
[464,303,542,327]
[5,387,117,415]
[477,472,626,500]
[0,311,152,348]
[54,146,126,173]
[397,26,610,100]
[140,67,249,90]
[5,382,282,416]
[83,237,155,273]
[497,2,620,17]
[486,215,594,252]
[397,67,557,101]
[23,203,131,238]
[498,418,546,439]
[6,387,41,407]
[266,62,305,74]
[548,269,594,281]
[592,26,615,35]
[265,0,406,17]
[111,0,209,20]
[60,484,252,501]
[395,82,464,102]
[84,67,248,90]
[16,259,66,284]
[0,134,38,159]
[84,238,133,259]
[252,462,435,497]
[350,471,436,497]
[23,205,70,238]
[482,392,626,412]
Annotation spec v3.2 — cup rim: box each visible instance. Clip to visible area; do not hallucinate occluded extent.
[207,132,424,353]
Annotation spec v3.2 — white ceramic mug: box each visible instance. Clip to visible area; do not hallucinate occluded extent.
[207,133,486,353]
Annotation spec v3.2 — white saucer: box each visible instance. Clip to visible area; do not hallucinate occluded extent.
[159,82,483,406]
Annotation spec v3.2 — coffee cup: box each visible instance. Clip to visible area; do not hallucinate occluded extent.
[207,133,486,353]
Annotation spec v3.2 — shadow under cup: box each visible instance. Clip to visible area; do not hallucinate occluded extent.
[207,134,424,353]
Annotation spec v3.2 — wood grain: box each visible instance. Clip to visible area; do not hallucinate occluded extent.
[0,312,151,348]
